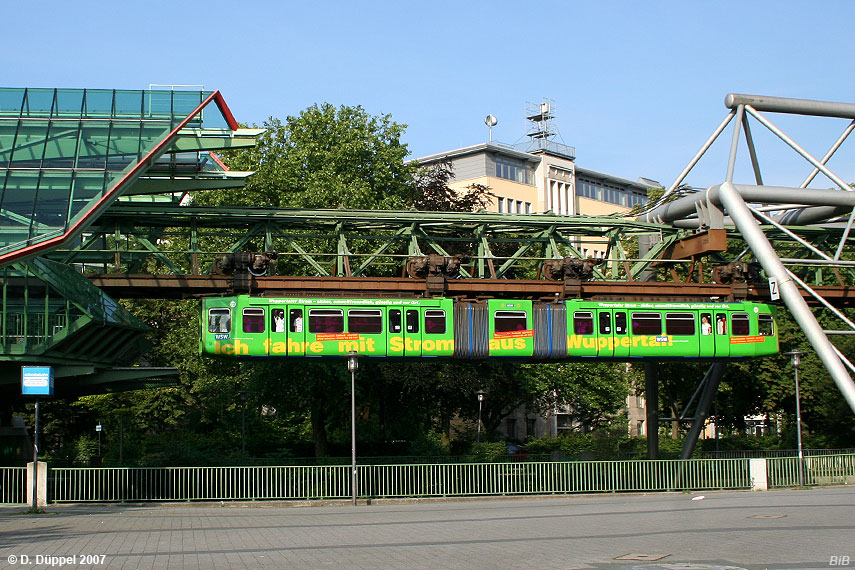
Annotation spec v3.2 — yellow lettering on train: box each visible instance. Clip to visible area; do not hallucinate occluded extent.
[621,336,631,348]
[233,340,250,355]
[389,337,404,352]
[309,341,323,354]
[423,339,435,351]
[339,340,360,352]
[597,337,608,350]
[489,339,499,351]
[514,338,526,350]
[435,339,454,352]
[264,338,272,354]
[568,335,583,349]
[287,338,304,354]
[583,337,595,349]
[271,341,287,354]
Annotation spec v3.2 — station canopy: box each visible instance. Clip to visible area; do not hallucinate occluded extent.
[0,87,256,265]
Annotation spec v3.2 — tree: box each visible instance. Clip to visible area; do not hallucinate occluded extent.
[197,104,417,210]
[412,160,494,212]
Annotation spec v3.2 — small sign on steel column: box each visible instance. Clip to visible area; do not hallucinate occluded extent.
[22,366,53,510]
[769,277,781,301]
[22,366,54,397]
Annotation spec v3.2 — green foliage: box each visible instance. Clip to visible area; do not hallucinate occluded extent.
[198,104,416,210]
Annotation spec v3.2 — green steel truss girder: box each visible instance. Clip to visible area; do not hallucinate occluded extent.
[46,204,677,282]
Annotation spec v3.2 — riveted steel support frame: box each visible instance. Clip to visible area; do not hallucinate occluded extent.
[679,362,726,459]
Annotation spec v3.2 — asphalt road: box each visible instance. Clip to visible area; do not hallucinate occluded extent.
[1,487,852,569]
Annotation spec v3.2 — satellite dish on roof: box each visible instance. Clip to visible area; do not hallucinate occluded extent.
[485,114,498,142]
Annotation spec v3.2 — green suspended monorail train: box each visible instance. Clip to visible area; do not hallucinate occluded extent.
[200,296,779,360]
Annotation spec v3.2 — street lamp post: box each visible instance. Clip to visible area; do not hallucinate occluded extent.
[476,390,485,443]
[348,352,359,506]
[783,350,806,486]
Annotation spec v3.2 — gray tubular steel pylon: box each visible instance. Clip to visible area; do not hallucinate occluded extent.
[640,93,855,416]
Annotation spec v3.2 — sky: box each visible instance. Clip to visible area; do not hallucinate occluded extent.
[4,0,855,191]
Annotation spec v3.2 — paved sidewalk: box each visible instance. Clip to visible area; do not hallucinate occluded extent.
[0,487,853,569]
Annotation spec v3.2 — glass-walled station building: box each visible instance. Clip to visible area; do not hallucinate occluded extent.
[0,88,258,399]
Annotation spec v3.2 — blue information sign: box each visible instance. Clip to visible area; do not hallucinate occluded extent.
[21,366,54,396]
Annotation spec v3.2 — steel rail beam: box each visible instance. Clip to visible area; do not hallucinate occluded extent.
[82,273,855,305]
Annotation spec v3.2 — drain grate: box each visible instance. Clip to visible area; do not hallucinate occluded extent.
[614,553,671,561]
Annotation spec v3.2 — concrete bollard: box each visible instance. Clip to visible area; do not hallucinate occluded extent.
[26,461,47,507]
[749,458,768,491]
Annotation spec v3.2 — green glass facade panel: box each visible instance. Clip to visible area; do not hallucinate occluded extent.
[0,87,237,261]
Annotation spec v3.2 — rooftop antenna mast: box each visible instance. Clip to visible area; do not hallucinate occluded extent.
[525,99,556,150]
[484,114,498,143]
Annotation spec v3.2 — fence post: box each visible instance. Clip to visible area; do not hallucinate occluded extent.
[26,462,47,506]
[749,458,768,490]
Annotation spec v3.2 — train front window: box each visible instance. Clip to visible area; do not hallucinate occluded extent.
[208,308,231,333]
[389,309,402,333]
[632,312,662,335]
[425,310,446,334]
[495,310,527,333]
[759,314,774,336]
[732,313,750,336]
[665,312,695,336]
[309,309,344,333]
[243,308,265,334]
[573,312,594,335]
[348,309,383,334]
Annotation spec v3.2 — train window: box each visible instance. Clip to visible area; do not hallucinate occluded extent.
[599,312,611,334]
[425,310,447,334]
[243,308,265,334]
[665,312,695,336]
[271,309,286,333]
[759,314,774,336]
[348,309,383,334]
[289,309,303,333]
[495,310,527,333]
[309,309,344,333]
[701,313,712,335]
[715,313,728,335]
[406,310,419,333]
[389,309,402,333]
[615,312,627,335]
[208,308,231,333]
[732,313,750,336]
[573,311,594,335]
[631,312,662,335]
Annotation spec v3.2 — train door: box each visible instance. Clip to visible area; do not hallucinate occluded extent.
[387,304,424,357]
[728,311,755,357]
[268,305,305,356]
[612,311,630,358]
[699,311,715,357]
[596,310,615,358]
[305,305,347,356]
[714,311,730,356]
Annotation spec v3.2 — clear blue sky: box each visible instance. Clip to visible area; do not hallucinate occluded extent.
[5,0,855,190]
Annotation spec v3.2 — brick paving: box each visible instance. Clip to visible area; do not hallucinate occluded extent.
[0,487,853,569]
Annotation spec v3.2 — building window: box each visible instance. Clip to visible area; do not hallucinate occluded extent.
[525,202,532,214]
[497,197,504,213]
[526,418,536,437]
[495,156,533,185]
